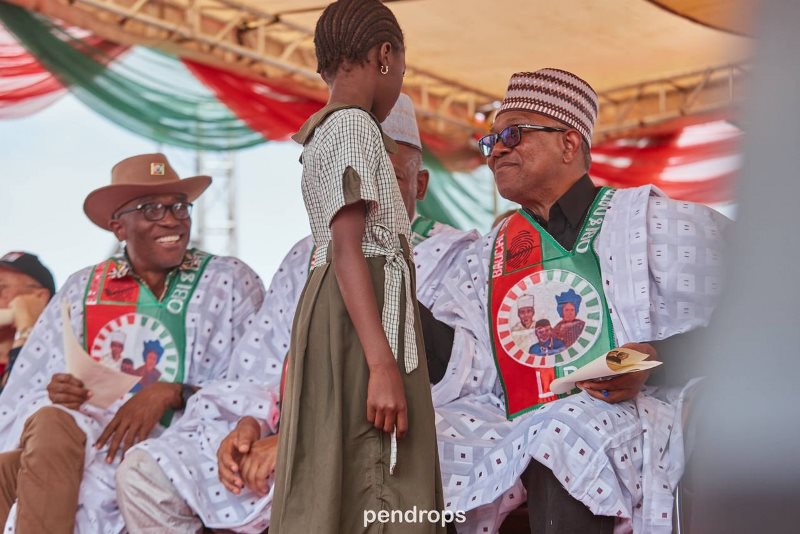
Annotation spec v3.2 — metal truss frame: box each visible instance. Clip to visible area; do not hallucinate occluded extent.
[9,0,748,146]
[595,62,748,140]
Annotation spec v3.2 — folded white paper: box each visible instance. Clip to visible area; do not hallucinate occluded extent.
[549,347,662,395]
[61,301,141,409]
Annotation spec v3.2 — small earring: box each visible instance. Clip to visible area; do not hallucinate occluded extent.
[380,65,389,75]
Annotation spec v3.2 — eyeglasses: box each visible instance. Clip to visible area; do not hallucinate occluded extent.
[477,124,567,157]
[114,202,193,222]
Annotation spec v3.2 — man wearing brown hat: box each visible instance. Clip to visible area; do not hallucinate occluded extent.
[0,154,265,533]
[0,252,55,386]
[424,69,728,533]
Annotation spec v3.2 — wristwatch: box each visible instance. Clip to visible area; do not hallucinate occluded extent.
[180,383,196,410]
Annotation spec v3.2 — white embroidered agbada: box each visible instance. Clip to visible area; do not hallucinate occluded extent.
[131,236,313,532]
[129,223,477,532]
[422,186,728,534]
[0,255,264,533]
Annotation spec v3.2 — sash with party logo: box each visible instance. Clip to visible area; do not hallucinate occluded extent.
[82,249,212,417]
[489,188,616,419]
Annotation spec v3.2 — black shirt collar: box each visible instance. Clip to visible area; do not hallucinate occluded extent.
[552,174,597,226]
[524,175,597,224]
[522,174,600,250]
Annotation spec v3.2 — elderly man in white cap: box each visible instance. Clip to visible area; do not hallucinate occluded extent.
[100,330,127,368]
[114,94,477,533]
[0,154,265,534]
[510,294,537,353]
[423,69,728,533]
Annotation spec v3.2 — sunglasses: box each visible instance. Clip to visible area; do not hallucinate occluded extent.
[114,202,193,222]
[478,124,567,157]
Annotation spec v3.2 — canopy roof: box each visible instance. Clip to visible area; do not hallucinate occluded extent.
[9,0,753,148]
[648,0,758,36]
[280,0,751,96]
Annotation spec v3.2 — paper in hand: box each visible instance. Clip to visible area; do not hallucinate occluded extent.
[61,301,141,409]
[549,347,662,395]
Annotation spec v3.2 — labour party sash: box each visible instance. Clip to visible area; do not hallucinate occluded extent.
[489,188,616,419]
[82,250,212,397]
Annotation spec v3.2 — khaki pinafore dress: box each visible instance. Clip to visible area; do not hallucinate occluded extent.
[270,104,445,534]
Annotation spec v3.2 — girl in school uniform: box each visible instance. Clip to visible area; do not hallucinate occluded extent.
[270,1,445,533]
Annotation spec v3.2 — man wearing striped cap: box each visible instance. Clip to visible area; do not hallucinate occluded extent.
[423,69,728,533]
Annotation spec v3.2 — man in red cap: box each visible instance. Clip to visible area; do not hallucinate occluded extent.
[0,154,265,534]
[0,252,55,383]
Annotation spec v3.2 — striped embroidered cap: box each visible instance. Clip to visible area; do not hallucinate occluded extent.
[498,68,599,146]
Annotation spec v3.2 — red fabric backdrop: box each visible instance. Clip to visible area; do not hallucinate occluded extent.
[184,59,323,141]
[1,22,741,205]
[0,23,64,117]
[591,121,740,203]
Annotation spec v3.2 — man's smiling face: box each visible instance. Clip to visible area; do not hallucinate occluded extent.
[110,193,191,273]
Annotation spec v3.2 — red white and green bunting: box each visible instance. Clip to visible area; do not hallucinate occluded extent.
[0,1,740,229]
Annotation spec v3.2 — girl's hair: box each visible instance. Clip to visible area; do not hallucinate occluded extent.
[314,0,404,80]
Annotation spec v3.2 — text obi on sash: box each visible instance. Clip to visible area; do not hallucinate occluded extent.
[82,249,212,421]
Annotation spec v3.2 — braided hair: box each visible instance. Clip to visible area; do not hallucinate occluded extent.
[314,0,404,81]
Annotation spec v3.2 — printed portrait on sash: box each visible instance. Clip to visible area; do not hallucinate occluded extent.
[89,313,180,390]
[496,269,604,369]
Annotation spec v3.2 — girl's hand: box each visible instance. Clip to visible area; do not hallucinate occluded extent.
[366,358,408,438]
[330,202,408,438]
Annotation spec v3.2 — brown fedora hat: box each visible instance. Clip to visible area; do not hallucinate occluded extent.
[83,153,211,230]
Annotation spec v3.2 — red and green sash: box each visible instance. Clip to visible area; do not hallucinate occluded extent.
[83,249,212,398]
[489,188,616,419]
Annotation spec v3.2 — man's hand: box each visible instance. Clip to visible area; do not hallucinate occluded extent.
[577,342,658,404]
[47,373,90,410]
[9,294,46,332]
[9,294,47,349]
[367,358,408,438]
[95,382,180,463]
[239,434,280,496]
[217,416,261,494]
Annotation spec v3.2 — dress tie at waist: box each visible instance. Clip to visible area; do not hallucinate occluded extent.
[381,246,419,375]
[380,244,418,476]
